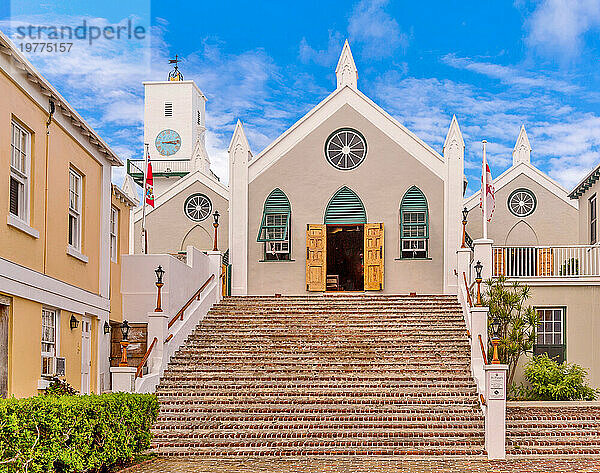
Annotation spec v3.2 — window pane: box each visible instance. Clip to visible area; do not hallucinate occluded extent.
[545,334,553,344]
[554,333,562,344]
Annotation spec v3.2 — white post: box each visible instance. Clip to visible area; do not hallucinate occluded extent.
[457,247,472,287]
[472,238,493,282]
[484,364,508,459]
[205,250,223,303]
[110,366,137,393]
[471,306,488,395]
[147,311,169,376]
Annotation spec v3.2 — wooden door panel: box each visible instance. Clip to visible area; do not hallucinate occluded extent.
[364,223,384,291]
[306,224,326,291]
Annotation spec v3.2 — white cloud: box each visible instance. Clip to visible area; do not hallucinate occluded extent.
[347,0,408,58]
[299,31,344,66]
[525,0,600,55]
[442,54,579,93]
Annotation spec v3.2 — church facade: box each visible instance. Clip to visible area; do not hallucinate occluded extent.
[228,41,464,296]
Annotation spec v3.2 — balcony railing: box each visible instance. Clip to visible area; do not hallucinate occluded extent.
[492,245,600,278]
[127,159,191,184]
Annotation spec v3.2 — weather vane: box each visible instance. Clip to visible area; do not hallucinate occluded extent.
[168,54,183,81]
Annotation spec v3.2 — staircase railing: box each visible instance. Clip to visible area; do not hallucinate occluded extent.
[135,337,158,379]
[167,274,215,331]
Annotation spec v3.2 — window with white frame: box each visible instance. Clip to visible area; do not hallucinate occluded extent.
[41,308,58,377]
[9,121,30,221]
[264,214,290,259]
[590,194,597,245]
[110,206,119,262]
[400,186,429,259]
[68,168,82,250]
[534,307,565,363]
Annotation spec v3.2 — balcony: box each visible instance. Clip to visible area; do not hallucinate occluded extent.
[492,245,600,279]
[127,159,191,185]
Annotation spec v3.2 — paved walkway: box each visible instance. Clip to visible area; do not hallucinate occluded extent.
[124,457,600,473]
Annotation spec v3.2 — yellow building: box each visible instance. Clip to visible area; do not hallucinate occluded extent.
[0,31,129,397]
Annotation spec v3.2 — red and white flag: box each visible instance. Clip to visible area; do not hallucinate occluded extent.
[145,159,155,208]
[480,141,495,224]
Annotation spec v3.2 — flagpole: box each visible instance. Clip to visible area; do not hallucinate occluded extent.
[482,140,488,240]
[142,143,149,254]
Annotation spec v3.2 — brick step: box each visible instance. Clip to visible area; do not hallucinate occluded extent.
[170,354,471,362]
[166,360,471,370]
[507,437,600,448]
[156,381,478,391]
[156,386,478,395]
[207,308,463,315]
[160,375,477,384]
[157,404,481,414]
[219,296,459,301]
[507,421,600,429]
[178,343,470,351]
[162,366,473,375]
[174,347,471,356]
[152,429,485,442]
[198,322,466,329]
[506,446,600,456]
[155,412,485,423]
[507,428,600,438]
[151,442,485,455]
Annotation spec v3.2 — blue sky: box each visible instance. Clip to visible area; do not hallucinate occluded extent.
[2,0,600,194]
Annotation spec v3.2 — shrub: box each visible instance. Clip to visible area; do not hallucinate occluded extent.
[516,353,598,401]
[0,393,158,473]
[44,378,77,397]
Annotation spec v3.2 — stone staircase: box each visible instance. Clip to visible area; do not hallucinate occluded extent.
[507,405,600,456]
[151,295,486,457]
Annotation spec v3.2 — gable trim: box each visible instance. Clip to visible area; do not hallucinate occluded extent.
[464,162,577,211]
[248,85,446,183]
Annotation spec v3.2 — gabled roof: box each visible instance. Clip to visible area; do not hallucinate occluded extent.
[464,161,577,210]
[569,163,600,199]
[132,168,229,222]
[0,31,122,166]
[248,85,446,182]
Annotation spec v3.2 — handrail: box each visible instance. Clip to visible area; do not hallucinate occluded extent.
[135,337,158,380]
[478,334,488,365]
[463,272,473,307]
[167,274,215,329]
[480,394,487,406]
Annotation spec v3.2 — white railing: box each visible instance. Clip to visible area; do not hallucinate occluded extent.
[128,158,191,175]
[493,245,600,278]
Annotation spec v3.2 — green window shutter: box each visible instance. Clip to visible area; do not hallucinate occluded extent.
[257,188,291,242]
[324,186,367,224]
[400,186,429,238]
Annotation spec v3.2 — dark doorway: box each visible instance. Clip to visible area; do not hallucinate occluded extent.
[326,225,364,291]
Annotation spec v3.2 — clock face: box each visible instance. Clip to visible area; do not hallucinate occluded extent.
[155,129,181,156]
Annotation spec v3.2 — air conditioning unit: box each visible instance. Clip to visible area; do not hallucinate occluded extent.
[41,356,66,377]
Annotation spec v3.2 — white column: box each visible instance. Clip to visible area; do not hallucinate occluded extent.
[457,247,472,287]
[205,250,223,303]
[147,311,169,376]
[471,306,488,395]
[110,366,137,392]
[228,121,250,295]
[484,364,508,459]
[443,116,465,295]
[472,238,493,282]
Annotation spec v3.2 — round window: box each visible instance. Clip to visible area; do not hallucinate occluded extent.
[508,188,536,217]
[324,128,367,170]
[184,193,212,221]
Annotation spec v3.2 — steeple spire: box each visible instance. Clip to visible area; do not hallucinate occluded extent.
[335,40,358,89]
[513,125,531,165]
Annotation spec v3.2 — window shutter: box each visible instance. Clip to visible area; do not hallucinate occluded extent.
[164,102,173,117]
[400,186,429,238]
[324,186,366,224]
[9,177,19,216]
[257,188,291,242]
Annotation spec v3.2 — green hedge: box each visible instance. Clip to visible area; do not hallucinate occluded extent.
[0,393,158,473]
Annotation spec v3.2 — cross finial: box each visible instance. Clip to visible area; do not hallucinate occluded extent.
[168,54,184,81]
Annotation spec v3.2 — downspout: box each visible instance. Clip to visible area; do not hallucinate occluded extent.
[43,98,55,274]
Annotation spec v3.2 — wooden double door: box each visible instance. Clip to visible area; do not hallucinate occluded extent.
[306,223,384,292]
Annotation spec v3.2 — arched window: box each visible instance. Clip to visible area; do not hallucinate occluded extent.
[257,188,291,261]
[400,186,429,259]
[324,186,367,224]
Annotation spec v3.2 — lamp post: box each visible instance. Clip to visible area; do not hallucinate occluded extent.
[119,320,130,367]
[155,265,165,312]
[212,211,220,252]
[491,316,501,364]
[103,321,111,335]
[474,260,483,306]
[461,207,469,248]
[69,314,79,330]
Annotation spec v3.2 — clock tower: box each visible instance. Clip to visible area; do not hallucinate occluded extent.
[140,66,210,194]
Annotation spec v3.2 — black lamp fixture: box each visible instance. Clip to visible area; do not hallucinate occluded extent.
[154,265,165,285]
[462,207,469,223]
[69,314,79,330]
[103,321,111,335]
[120,320,130,342]
[213,210,220,226]
[474,260,483,280]
[491,316,501,340]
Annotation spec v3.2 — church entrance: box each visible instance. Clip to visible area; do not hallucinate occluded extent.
[326,225,364,291]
